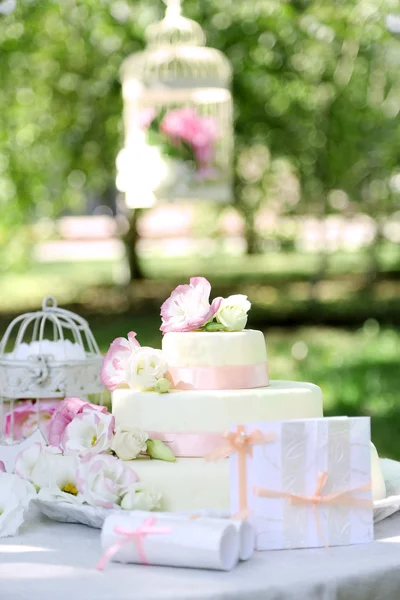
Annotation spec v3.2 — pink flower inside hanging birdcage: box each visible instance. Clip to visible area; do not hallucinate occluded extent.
[116,0,234,208]
[0,297,104,444]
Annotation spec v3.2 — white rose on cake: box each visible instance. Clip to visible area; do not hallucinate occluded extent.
[111,426,148,461]
[101,332,170,392]
[127,347,168,390]
[121,482,162,511]
[215,294,251,331]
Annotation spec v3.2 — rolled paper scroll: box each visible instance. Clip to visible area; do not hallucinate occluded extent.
[100,512,240,571]
[175,509,254,561]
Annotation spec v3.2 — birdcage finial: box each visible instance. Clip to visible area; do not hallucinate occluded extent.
[164,0,182,18]
[42,296,57,311]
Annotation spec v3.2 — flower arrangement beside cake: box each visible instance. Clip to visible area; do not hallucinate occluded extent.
[0,395,176,538]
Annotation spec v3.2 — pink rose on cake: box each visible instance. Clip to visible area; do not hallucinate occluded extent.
[100,332,141,391]
[160,276,223,333]
[101,332,170,392]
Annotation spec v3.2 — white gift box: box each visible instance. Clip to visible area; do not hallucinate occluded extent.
[229,417,374,550]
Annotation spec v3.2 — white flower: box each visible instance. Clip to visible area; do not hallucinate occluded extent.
[30,448,83,504]
[0,472,36,537]
[121,482,162,512]
[14,442,44,483]
[61,406,115,456]
[215,294,251,331]
[127,347,168,390]
[111,427,148,461]
[76,454,138,509]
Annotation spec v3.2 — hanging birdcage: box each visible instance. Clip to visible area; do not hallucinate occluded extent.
[0,297,103,444]
[116,0,233,208]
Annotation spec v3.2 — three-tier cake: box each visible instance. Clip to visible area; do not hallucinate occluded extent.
[105,277,325,510]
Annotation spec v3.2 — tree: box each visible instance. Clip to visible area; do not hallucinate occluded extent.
[1,0,399,277]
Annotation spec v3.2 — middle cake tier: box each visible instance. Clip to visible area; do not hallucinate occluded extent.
[112,380,323,442]
[112,380,323,511]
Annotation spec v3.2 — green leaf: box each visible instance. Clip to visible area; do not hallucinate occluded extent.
[154,377,171,393]
[146,439,176,462]
[203,321,225,332]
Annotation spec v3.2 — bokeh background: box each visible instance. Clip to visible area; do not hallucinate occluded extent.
[0,0,399,455]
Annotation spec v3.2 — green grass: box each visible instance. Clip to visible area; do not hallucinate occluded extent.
[1,249,400,329]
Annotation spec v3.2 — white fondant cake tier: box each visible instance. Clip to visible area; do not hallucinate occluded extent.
[112,380,323,511]
[162,329,267,368]
[112,380,323,433]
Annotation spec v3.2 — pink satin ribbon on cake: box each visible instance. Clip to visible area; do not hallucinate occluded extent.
[254,472,372,547]
[167,363,269,391]
[147,431,224,458]
[96,517,172,571]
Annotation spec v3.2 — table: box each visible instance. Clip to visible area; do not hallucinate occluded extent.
[2,512,400,600]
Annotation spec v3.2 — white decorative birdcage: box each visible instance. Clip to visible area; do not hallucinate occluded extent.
[0,297,103,444]
[116,0,233,208]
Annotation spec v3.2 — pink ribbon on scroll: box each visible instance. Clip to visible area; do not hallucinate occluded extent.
[254,471,372,547]
[96,517,172,571]
[167,363,269,391]
[206,425,276,518]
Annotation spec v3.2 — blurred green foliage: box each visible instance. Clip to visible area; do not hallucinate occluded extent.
[1,0,400,268]
[1,252,399,325]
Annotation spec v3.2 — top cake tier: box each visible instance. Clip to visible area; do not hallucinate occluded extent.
[162,330,269,390]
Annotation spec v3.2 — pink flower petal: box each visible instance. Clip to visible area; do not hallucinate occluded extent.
[127,331,141,349]
[208,296,223,318]
[47,398,108,447]
[101,333,141,391]
[3,400,58,441]
[100,337,131,391]
[160,277,220,333]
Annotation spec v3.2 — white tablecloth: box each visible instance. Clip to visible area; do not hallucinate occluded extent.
[2,511,400,600]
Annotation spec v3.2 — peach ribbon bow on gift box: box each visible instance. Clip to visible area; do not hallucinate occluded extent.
[206,425,276,518]
[254,471,372,547]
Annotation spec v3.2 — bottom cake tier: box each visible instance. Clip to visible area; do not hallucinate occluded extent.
[125,445,387,512]
[128,456,231,511]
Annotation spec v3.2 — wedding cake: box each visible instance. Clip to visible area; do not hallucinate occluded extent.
[106,277,324,510]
